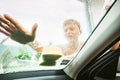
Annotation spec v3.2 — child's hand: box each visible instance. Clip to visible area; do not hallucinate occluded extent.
[0,14,38,44]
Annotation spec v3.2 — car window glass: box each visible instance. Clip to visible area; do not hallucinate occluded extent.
[88,0,115,27]
[0,0,115,74]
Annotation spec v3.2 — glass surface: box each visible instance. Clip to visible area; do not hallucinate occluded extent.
[88,0,115,27]
[0,0,115,74]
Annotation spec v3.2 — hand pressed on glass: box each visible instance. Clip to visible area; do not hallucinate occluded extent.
[0,14,38,44]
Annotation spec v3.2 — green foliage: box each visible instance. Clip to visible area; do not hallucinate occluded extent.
[16,52,31,60]
[35,53,41,60]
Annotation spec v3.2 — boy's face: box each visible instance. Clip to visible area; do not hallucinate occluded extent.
[64,23,81,42]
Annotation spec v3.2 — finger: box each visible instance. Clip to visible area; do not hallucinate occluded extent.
[4,14,23,31]
[31,23,38,36]
[0,22,14,33]
[0,28,11,36]
[0,15,16,30]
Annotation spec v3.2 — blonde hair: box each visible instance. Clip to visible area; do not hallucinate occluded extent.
[64,19,81,30]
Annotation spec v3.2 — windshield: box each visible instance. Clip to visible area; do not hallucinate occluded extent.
[88,0,115,27]
[0,0,115,74]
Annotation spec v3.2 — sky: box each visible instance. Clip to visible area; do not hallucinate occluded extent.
[0,0,90,45]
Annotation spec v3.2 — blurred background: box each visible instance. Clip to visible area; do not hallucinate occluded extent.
[0,0,93,45]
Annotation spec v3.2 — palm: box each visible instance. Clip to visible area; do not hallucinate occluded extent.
[0,14,38,44]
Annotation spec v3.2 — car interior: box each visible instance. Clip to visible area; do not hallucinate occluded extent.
[0,0,120,80]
